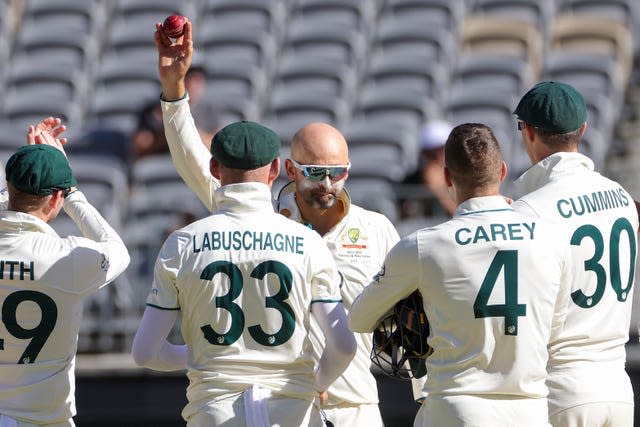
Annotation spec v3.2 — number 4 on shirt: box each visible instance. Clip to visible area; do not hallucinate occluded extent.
[473,250,526,336]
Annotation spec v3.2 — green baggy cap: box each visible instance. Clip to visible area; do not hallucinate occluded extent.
[513,80,587,133]
[6,145,77,195]
[211,120,281,170]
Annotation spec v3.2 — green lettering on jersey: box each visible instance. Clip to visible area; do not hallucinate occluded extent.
[490,223,507,241]
[202,232,211,251]
[473,226,490,243]
[199,260,296,347]
[263,232,274,250]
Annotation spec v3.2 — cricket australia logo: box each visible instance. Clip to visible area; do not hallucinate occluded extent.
[341,227,367,250]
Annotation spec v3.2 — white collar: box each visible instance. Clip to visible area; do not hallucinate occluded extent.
[0,210,60,236]
[213,182,276,213]
[454,195,513,217]
[514,152,595,195]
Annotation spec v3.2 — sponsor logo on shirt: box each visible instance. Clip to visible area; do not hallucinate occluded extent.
[341,227,367,249]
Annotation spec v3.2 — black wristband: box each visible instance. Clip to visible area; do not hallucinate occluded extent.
[64,187,78,198]
[160,91,188,102]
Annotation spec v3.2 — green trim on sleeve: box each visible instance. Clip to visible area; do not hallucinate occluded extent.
[146,303,181,311]
[310,299,343,305]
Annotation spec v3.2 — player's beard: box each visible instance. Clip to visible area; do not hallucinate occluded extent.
[297,177,345,210]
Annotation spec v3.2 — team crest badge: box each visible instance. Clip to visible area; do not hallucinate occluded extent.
[348,228,360,243]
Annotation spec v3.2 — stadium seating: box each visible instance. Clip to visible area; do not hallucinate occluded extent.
[265,87,350,131]
[460,14,544,75]
[292,0,379,36]
[373,14,457,72]
[471,0,557,41]
[362,49,449,103]
[381,0,465,35]
[200,0,289,41]
[549,14,634,81]
[450,52,537,98]
[197,20,279,77]
[282,18,368,76]
[343,117,419,181]
[273,52,359,101]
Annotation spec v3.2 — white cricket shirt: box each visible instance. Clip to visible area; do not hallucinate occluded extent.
[0,190,130,424]
[162,97,401,407]
[277,182,400,407]
[513,152,639,416]
[349,196,572,421]
[146,183,343,420]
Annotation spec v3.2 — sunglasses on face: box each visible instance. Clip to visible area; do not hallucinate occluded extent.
[290,159,351,182]
[517,120,524,131]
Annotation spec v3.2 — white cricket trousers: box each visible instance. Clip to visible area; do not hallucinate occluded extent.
[0,415,74,427]
[186,386,324,427]
[414,395,552,427]
[549,402,634,427]
[321,403,384,427]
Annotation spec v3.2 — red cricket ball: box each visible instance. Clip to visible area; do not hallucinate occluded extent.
[162,14,186,38]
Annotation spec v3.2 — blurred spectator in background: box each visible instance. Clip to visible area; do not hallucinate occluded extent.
[184,58,224,151]
[131,100,164,161]
[400,119,456,219]
[131,54,223,161]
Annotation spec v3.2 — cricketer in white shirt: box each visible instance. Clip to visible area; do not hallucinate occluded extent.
[277,181,400,419]
[349,123,573,427]
[512,80,638,426]
[513,152,639,421]
[160,97,400,425]
[147,182,352,425]
[0,161,130,424]
[132,120,356,426]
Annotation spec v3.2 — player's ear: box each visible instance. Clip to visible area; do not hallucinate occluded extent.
[210,157,221,180]
[284,158,296,180]
[499,161,508,182]
[444,166,452,187]
[43,189,65,221]
[578,121,588,138]
[268,158,281,184]
[52,189,65,206]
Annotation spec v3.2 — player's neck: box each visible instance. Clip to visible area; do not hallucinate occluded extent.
[456,186,501,205]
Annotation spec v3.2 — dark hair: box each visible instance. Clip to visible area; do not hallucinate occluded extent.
[534,127,581,150]
[6,182,50,213]
[444,123,503,189]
